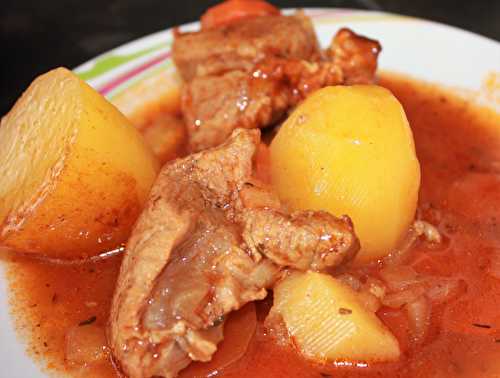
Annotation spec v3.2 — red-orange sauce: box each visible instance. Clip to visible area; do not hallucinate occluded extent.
[3,73,500,377]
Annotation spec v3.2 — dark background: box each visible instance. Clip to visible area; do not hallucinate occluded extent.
[1,0,498,116]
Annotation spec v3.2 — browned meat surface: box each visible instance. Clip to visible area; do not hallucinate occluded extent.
[173,12,320,81]
[182,69,290,151]
[177,19,381,151]
[242,209,358,271]
[326,28,382,85]
[109,129,359,378]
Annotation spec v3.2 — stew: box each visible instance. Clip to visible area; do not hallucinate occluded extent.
[4,72,500,378]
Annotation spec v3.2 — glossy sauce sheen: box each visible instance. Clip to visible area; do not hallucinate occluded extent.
[4,74,500,378]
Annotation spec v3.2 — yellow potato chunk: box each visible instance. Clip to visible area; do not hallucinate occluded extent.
[273,272,400,363]
[270,85,420,263]
[0,67,160,259]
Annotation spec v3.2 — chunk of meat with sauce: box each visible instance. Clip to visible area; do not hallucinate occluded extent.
[173,12,320,81]
[326,27,382,85]
[242,209,358,271]
[178,24,381,151]
[181,70,290,152]
[109,129,359,378]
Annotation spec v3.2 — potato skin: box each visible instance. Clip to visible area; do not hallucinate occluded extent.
[0,68,160,259]
[270,85,420,263]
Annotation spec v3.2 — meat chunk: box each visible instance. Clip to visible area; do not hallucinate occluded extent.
[109,129,359,378]
[179,24,381,151]
[182,69,290,151]
[242,209,358,271]
[326,28,382,84]
[173,12,320,81]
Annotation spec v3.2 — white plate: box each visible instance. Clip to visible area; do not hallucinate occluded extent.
[1,8,499,378]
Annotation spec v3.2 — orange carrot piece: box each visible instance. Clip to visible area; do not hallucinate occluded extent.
[201,0,280,29]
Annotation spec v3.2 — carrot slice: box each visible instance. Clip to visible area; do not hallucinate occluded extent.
[201,0,280,29]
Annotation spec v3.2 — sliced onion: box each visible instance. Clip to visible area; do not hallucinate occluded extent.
[413,220,442,244]
[365,277,386,299]
[425,278,466,304]
[65,324,109,365]
[384,227,420,265]
[357,290,381,313]
[337,273,362,291]
[382,285,426,309]
[180,302,257,377]
[406,296,431,344]
[384,220,442,266]
[379,265,419,291]
[355,277,386,313]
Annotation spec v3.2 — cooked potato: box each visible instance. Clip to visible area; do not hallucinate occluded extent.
[270,85,420,263]
[0,67,160,259]
[272,271,400,363]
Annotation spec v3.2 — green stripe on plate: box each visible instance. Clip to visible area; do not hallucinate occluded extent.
[77,41,170,81]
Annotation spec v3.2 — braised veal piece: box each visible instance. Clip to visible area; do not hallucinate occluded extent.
[174,13,381,151]
[109,129,359,378]
[173,13,321,80]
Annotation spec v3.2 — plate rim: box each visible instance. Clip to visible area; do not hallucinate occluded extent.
[73,7,500,96]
